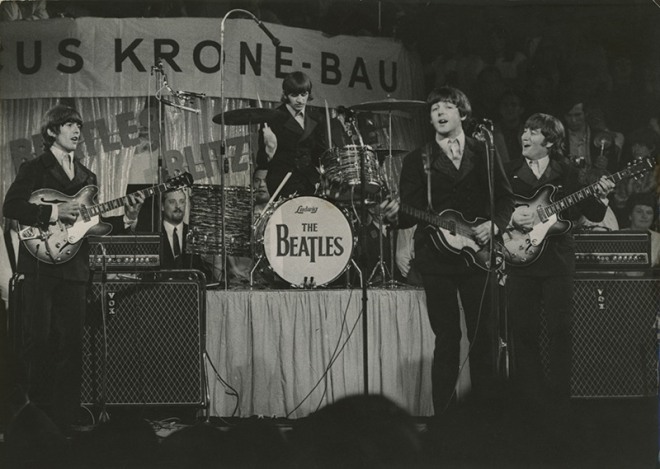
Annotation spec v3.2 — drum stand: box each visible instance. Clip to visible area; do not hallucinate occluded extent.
[367,192,391,286]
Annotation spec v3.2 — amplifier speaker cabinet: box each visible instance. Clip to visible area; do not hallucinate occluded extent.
[540,275,658,398]
[81,270,206,407]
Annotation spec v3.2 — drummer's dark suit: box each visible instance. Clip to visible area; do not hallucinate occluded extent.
[257,104,329,198]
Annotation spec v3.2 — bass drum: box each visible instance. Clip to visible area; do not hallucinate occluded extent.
[257,196,354,288]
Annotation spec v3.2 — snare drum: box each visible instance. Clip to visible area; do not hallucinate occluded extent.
[188,185,251,256]
[258,196,354,287]
[320,145,381,203]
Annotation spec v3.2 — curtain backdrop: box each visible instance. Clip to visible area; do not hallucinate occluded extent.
[1,97,423,219]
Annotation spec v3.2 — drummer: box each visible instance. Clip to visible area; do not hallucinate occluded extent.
[257,71,329,198]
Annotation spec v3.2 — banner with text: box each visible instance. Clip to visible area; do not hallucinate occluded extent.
[0,17,423,106]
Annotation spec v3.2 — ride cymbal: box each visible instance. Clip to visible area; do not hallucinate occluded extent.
[351,98,426,113]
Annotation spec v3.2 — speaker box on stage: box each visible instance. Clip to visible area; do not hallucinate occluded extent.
[81,270,206,407]
[540,275,658,398]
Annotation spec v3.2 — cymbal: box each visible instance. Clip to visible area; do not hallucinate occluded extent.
[213,108,284,125]
[351,98,426,113]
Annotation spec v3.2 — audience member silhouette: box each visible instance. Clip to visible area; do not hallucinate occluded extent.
[291,394,423,469]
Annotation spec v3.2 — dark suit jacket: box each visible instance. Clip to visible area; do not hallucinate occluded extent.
[160,223,211,281]
[399,136,514,275]
[257,103,329,198]
[3,150,126,281]
[504,157,608,276]
[4,228,17,273]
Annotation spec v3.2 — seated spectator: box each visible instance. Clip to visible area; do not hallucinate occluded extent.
[471,66,506,121]
[1,0,48,21]
[611,127,658,227]
[158,423,229,469]
[523,69,558,119]
[223,418,294,468]
[160,188,213,281]
[620,192,660,267]
[493,90,526,164]
[73,415,159,468]
[291,394,423,469]
[560,94,623,177]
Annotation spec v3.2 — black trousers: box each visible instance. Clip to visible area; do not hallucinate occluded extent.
[506,274,573,405]
[18,275,87,430]
[422,271,495,415]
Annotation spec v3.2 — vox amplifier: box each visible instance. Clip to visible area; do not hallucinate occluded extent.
[88,235,160,270]
[574,232,651,271]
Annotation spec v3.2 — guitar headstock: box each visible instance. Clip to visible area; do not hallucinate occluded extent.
[166,172,194,190]
[626,157,655,180]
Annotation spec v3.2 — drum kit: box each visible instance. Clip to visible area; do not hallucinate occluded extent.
[187,97,426,288]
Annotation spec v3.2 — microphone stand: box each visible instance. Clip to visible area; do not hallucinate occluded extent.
[479,122,508,380]
[98,243,110,423]
[220,9,279,290]
[348,120,371,395]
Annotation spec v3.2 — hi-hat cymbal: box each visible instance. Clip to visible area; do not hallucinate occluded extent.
[351,98,426,113]
[213,108,285,125]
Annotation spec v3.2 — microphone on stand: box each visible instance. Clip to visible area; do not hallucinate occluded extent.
[151,60,164,76]
[254,18,281,47]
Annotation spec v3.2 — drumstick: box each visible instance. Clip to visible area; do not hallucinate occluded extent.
[257,93,263,108]
[324,100,332,150]
[257,172,292,218]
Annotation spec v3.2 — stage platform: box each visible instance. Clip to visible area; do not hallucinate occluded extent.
[204,287,445,418]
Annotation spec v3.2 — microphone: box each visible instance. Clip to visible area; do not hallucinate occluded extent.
[160,99,201,114]
[224,157,230,174]
[151,60,164,75]
[255,19,281,47]
[175,90,207,100]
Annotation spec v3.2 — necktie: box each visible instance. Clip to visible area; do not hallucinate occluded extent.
[529,160,542,179]
[63,154,75,180]
[172,227,181,258]
[448,139,461,169]
[295,111,305,129]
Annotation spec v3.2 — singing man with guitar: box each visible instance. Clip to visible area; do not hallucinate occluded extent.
[398,87,514,416]
[2,104,144,433]
[503,113,615,415]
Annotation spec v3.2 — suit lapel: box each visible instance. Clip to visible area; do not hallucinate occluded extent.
[41,150,73,188]
[429,142,457,176]
[515,161,539,186]
[456,139,477,180]
[300,113,318,141]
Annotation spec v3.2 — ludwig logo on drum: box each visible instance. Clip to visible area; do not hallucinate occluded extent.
[295,205,319,214]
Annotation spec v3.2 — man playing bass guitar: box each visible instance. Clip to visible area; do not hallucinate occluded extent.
[398,86,514,416]
[503,113,614,417]
[3,104,144,434]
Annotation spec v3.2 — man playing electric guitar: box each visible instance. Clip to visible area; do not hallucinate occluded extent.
[503,113,614,419]
[2,104,144,434]
[398,87,514,416]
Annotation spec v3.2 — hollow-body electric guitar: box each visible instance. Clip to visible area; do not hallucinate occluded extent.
[18,172,193,264]
[400,204,501,271]
[502,158,654,266]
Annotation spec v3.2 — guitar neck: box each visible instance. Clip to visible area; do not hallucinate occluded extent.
[85,182,173,217]
[542,168,632,219]
[401,205,448,229]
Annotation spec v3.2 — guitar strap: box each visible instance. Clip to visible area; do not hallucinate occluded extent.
[421,142,434,212]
